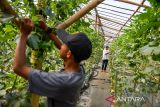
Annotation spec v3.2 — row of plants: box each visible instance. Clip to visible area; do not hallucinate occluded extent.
[0,0,104,106]
[109,0,160,107]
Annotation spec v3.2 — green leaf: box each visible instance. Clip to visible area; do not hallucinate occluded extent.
[6,73,15,78]
[31,16,39,22]
[148,41,159,47]
[152,54,160,61]
[0,90,6,97]
[14,101,21,107]
[127,52,136,59]
[139,45,154,56]
[0,84,5,89]
[23,0,28,4]
[0,73,6,78]
[144,66,155,73]
[141,78,146,83]
[27,34,40,50]
[153,69,160,75]
[153,47,160,55]
[44,7,55,17]
[3,24,14,33]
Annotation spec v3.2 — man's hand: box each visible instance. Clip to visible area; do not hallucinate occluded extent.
[39,20,62,49]
[20,18,34,36]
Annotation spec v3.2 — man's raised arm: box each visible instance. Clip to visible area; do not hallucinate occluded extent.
[13,18,33,79]
[39,21,62,50]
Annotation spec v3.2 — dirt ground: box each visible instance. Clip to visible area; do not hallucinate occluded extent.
[77,69,112,107]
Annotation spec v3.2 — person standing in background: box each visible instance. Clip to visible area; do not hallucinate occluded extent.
[101,46,109,72]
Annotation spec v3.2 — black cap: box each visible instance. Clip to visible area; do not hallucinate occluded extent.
[57,29,92,62]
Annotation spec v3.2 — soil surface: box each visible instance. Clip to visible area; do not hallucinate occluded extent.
[77,69,112,107]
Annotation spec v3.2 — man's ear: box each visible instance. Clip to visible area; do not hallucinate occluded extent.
[66,51,72,58]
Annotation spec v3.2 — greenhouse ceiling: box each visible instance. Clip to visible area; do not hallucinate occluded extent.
[86,0,151,42]
[0,0,151,43]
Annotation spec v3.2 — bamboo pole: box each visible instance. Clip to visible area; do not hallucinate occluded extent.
[56,0,104,29]
[95,8,105,36]
[84,15,105,40]
[31,1,46,107]
[95,13,98,33]
[31,50,44,107]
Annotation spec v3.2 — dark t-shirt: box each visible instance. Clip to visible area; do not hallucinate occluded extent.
[28,68,84,107]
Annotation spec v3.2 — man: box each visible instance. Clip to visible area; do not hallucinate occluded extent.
[13,18,92,107]
[101,46,109,72]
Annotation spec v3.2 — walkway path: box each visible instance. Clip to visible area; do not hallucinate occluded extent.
[78,68,112,107]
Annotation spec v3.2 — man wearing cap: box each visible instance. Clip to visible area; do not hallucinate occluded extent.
[13,18,92,107]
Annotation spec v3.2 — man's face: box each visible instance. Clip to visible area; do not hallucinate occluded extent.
[60,44,71,60]
[106,47,109,50]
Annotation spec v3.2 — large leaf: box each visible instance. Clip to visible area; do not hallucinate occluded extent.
[0,84,5,89]
[140,45,160,56]
[152,54,160,61]
[0,90,6,97]
[139,45,154,56]
[153,47,160,55]
[44,7,55,17]
[144,66,155,73]
[27,34,40,50]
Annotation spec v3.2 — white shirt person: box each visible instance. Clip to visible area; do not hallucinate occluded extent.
[102,46,109,72]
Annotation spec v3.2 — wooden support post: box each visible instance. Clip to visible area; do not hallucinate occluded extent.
[85,15,105,41]
[89,17,119,37]
[95,8,105,36]
[31,50,44,107]
[31,1,47,107]
[95,13,98,33]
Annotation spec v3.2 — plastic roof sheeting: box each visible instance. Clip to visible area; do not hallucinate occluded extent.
[86,0,151,43]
